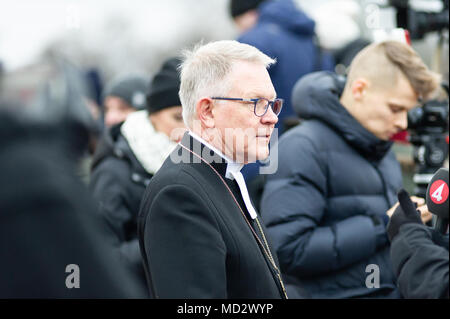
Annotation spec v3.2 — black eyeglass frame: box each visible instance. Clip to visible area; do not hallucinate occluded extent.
[210,97,283,117]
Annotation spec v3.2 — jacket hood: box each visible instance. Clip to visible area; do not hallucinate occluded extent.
[258,0,315,35]
[291,71,393,161]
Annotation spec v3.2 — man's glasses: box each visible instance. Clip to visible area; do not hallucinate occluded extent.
[211,97,283,117]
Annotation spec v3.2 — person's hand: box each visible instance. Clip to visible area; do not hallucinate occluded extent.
[386,202,399,218]
[387,189,423,242]
[416,204,432,224]
[386,196,432,223]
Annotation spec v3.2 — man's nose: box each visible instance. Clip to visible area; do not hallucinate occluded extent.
[261,106,278,125]
[395,112,408,131]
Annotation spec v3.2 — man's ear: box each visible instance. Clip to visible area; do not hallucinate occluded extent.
[351,78,370,101]
[196,97,215,128]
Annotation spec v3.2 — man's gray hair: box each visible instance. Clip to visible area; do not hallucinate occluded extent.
[178,40,275,128]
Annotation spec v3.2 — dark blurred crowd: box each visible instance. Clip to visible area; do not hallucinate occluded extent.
[0,0,448,299]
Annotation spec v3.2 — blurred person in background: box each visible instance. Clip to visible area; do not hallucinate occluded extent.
[0,58,147,298]
[84,68,104,138]
[102,75,148,127]
[77,69,105,184]
[229,0,335,206]
[89,57,186,294]
[261,41,439,298]
[230,0,334,133]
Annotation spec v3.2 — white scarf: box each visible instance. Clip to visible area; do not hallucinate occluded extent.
[121,110,177,175]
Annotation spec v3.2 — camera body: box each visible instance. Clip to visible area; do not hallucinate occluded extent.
[390,0,449,39]
[407,83,449,197]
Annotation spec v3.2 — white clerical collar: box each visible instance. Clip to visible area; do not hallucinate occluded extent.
[188,131,244,179]
[188,131,257,219]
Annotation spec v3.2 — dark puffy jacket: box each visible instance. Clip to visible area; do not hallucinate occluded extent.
[390,223,449,299]
[261,71,402,298]
[237,0,334,132]
[90,124,152,295]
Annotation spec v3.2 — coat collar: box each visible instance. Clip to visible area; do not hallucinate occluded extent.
[179,132,229,178]
[179,132,248,180]
[187,131,244,180]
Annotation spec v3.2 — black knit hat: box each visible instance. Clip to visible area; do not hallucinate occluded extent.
[146,57,182,114]
[102,75,148,110]
[230,0,266,18]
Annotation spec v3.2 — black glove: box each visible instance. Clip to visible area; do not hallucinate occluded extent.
[387,189,423,242]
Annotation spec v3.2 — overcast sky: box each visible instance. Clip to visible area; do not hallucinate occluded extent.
[0,0,446,79]
[0,0,236,74]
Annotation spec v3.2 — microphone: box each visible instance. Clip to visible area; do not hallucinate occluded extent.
[426,168,449,234]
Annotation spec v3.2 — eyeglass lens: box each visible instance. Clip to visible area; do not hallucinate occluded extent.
[255,99,283,116]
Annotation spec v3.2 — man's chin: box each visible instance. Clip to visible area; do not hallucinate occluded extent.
[254,150,269,162]
[374,132,391,141]
[242,145,269,163]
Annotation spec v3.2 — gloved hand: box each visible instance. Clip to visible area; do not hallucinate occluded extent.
[387,189,423,242]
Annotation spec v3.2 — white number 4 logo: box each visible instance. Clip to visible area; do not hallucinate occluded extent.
[432,183,445,202]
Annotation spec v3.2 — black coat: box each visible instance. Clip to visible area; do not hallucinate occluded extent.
[390,223,449,299]
[261,72,402,298]
[138,133,286,299]
[90,123,152,295]
[0,111,147,298]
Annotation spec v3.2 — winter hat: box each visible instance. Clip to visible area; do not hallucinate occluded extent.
[146,57,182,114]
[102,75,148,110]
[230,0,266,18]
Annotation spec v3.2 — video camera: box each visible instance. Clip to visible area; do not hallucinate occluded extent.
[390,0,449,39]
[408,82,449,197]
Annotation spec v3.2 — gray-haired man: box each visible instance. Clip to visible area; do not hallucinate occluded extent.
[138,40,286,299]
